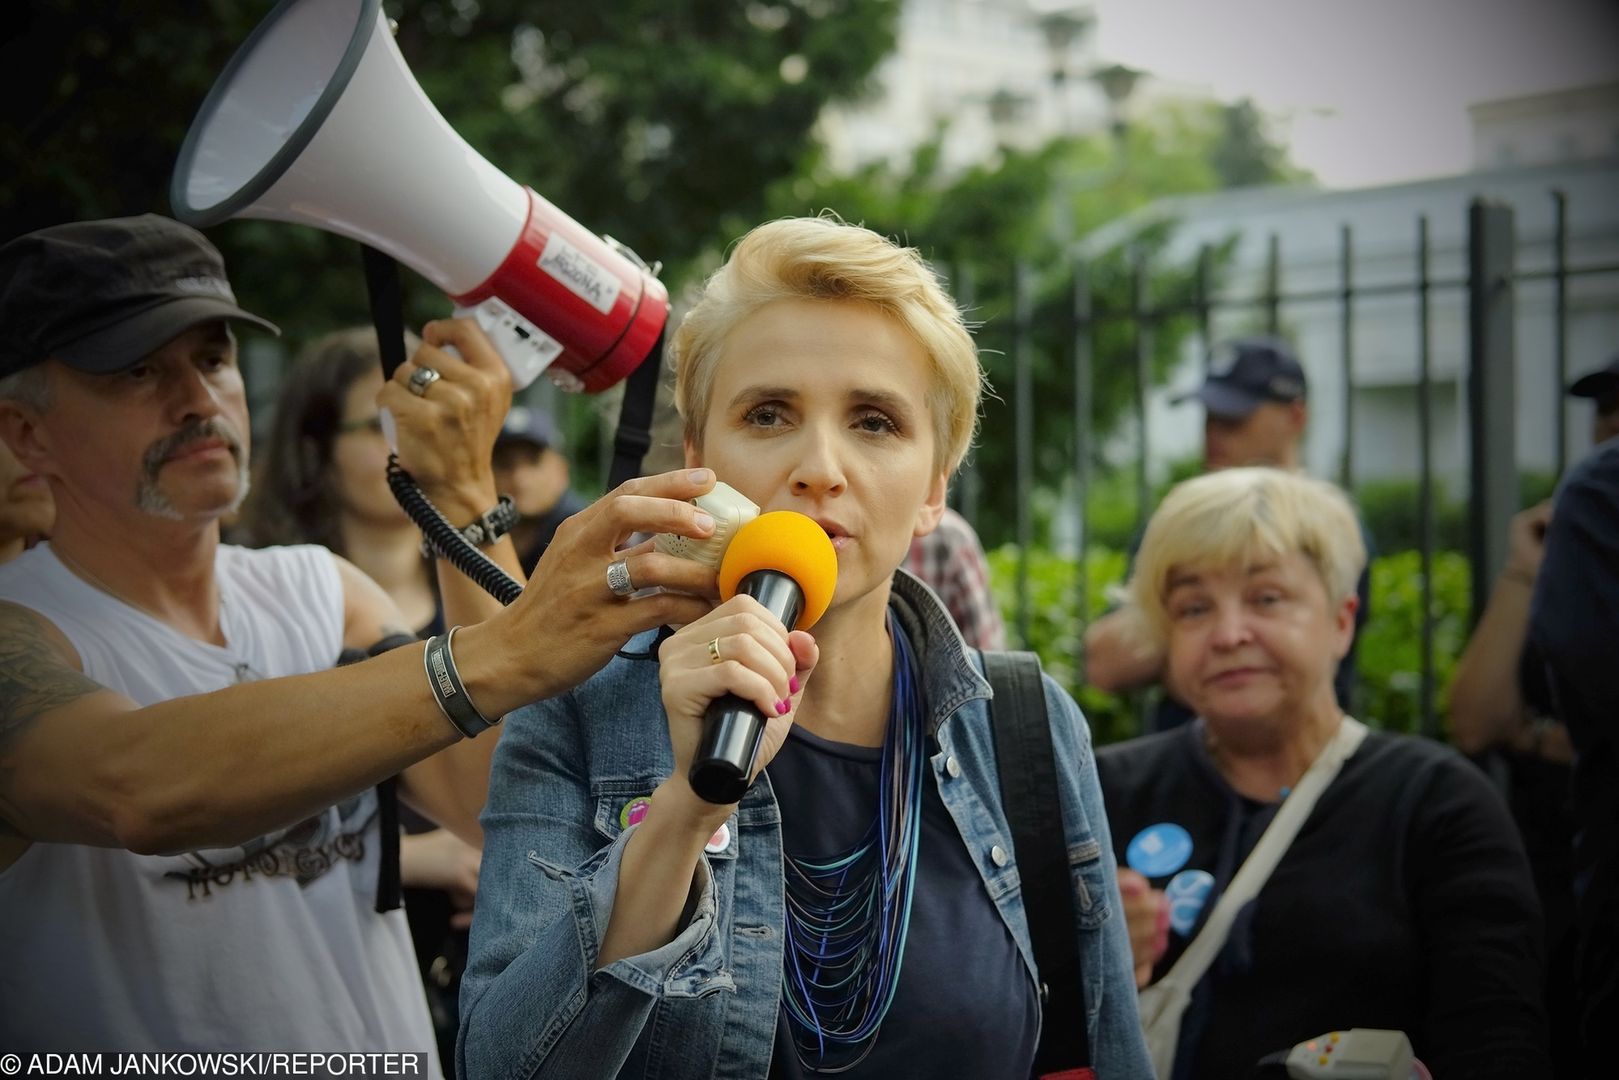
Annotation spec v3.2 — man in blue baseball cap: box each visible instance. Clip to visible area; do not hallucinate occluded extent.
[1086,336,1372,731]
[1171,335,1309,470]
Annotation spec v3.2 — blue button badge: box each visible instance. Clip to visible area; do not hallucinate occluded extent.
[1165,869,1215,936]
[1126,823,1193,878]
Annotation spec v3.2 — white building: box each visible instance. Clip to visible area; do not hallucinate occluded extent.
[817,0,1198,174]
[1075,82,1619,492]
[1471,81,1619,172]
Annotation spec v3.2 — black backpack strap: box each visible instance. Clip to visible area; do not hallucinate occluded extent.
[360,245,409,380]
[340,631,420,914]
[983,650,1092,1076]
[608,327,664,490]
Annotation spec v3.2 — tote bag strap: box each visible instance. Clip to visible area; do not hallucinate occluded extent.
[1139,717,1369,1078]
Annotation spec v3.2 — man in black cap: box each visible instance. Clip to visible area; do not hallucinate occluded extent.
[1085,336,1372,730]
[492,404,587,575]
[1521,352,1619,1074]
[1445,351,1619,1076]
[1569,352,1619,447]
[0,215,722,1058]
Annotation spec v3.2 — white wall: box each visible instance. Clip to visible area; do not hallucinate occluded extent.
[1088,157,1619,491]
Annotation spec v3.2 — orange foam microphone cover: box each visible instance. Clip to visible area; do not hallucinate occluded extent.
[717,511,839,631]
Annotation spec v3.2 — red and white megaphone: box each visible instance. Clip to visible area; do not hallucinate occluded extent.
[170,0,667,394]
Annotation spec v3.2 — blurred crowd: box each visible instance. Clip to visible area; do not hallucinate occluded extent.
[1,213,1615,1079]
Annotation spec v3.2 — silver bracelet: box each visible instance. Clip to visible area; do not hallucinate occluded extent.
[422,627,498,738]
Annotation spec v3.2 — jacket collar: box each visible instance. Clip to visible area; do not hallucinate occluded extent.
[888,568,993,739]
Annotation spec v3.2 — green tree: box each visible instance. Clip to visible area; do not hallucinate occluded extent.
[2,0,900,350]
[1211,98,1311,189]
[761,99,1304,545]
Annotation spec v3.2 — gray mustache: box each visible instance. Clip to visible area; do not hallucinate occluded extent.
[142,419,243,478]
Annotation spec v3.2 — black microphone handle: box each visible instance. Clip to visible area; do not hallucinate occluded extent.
[688,570,805,804]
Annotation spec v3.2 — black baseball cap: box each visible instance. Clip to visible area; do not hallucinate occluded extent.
[0,214,278,379]
[1569,353,1619,401]
[1172,336,1308,419]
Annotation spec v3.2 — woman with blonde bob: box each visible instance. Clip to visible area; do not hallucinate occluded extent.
[458,217,1152,1079]
[1096,467,1549,1078]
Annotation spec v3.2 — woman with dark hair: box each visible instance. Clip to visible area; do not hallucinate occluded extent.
[241,326,479,1073]
[241,326,439,632]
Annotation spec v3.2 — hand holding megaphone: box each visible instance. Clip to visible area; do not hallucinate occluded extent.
[174,0,675,596]
[377,319,513,518]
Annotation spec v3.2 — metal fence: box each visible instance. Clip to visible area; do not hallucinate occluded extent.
[962,190,1619,739]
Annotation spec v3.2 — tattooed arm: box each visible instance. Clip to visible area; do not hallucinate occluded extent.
[0,468,725,858]
[0,604,107,844]
[0,597,548,857]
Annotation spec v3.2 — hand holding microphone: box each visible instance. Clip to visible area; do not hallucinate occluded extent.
[657,511,839,806]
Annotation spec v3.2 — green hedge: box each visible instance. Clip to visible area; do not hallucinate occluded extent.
[1352,472,1557,555]
[986,544,1472,746]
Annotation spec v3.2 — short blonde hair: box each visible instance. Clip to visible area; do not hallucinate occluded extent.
[1128,467,1366,643]
[670,216,983,474]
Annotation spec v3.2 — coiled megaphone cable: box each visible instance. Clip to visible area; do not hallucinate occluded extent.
[387,456,524,606]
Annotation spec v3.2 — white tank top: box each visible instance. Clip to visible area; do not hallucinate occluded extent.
[0,544,440,1069]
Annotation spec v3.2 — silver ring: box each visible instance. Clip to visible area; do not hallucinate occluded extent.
[606,558,635,599]
[407,366,441,397]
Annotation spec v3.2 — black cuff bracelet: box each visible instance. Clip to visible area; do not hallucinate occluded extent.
[423,627,498,738]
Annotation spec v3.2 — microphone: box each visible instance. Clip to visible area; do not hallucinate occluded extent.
[689,511,839,804]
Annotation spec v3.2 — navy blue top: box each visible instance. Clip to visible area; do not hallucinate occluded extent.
[1098,722,1548,1078]
[1525,438,1619,1052]
[765,723,1040,1078]
[516,489,588,575]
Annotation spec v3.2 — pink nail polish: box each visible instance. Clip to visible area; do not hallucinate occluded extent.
[776,700,790,715]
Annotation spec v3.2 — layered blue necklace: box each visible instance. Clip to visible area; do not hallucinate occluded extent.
[780,612,926,1074]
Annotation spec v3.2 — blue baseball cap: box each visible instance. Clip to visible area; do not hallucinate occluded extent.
[1172,336,1308,419]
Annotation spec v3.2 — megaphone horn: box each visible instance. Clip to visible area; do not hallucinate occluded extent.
[171,0,667,394]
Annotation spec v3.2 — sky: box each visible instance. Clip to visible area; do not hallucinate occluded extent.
[1083,0,1619,188]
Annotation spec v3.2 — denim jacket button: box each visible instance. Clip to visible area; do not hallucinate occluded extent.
[945,755,961,778]
[990,844,1009,867]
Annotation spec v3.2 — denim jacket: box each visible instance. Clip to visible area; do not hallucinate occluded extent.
[459,572,1152,1079]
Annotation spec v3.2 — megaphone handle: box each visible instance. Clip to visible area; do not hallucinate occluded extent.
[362,244,519,604]
[380,407,399,454]
[451,298,563,390]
